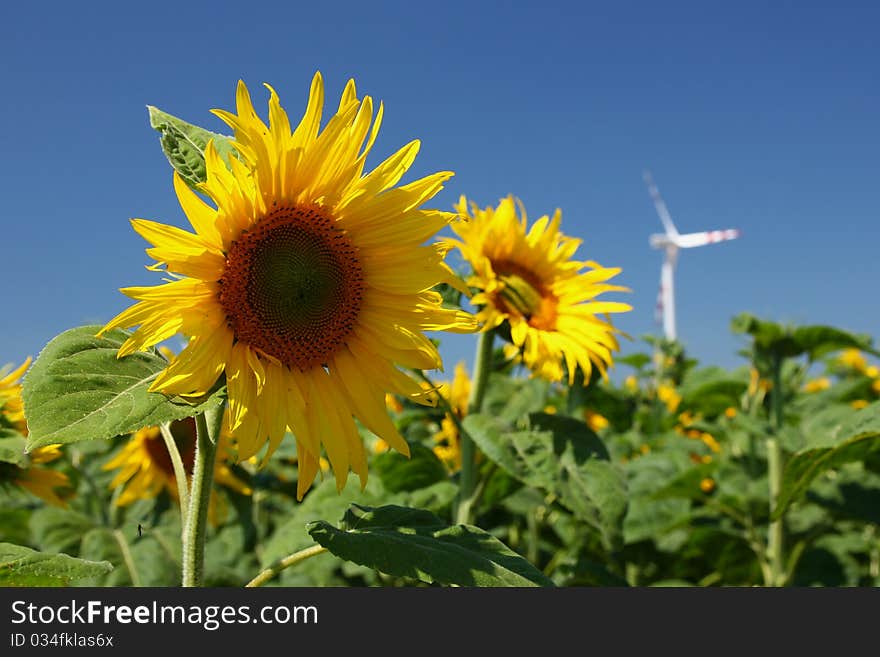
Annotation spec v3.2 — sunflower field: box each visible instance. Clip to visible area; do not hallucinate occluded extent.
[2,75,879,588]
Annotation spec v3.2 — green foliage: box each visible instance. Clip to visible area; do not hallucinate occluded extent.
[147,106,238,188]
[773,402,880,519]
[22,326,225,449]
[308,504,555,587]
[4,311,880,588]
[0,542,112,586]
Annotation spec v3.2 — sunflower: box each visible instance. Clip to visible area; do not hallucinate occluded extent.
[103,416,251,508]
[432,362,471,471]
[0,358,31,433]
[0,358,71,506]
[449,196,631,384]
[100,74,475,498]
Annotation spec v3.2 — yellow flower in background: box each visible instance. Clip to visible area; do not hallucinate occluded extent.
[866,365,880,379]
[700,432,721,454]
[873,380,880,394]
[699,478,716,494]
[384,393,404,415]
[803,377,831,393]
[449,196,631,384]
[678,410,697,426]
[838,349,867,372]
[624,375,639,393]
[104,416,251,508]
[0,358,31,434]
[851,400,869,410]
[432,362,471,471]
[100,74,475,499]
[748,368,772,395]
[584,409,609,432]
[9,445,71,507]
[657,383,681,412]
[0,358,71,506]
[724,407,737,419]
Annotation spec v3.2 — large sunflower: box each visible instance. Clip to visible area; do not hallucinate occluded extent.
[450,196,631,383]
[0,358,71,506]
[101,74,474,498]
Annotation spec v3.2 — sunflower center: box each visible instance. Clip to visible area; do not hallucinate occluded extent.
[493,260,558,331]
[219,204,363,370]
[143,418,197,479]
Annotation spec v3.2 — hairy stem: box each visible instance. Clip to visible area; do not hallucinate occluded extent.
[181,406,223,587]
[456,329,494,525]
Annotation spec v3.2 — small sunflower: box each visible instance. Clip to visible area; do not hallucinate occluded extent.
[0,358,71,506]
[0,358,31,433]
[101,74,475,498]
[449,196,631,384]
[104,416,251,508]
[432,362,470,471]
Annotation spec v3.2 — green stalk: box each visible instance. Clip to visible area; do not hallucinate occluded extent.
[245,545,328,587]
[181,406,223,587]
[766,353,785,586]
[159,422,190,530]
[456,329,494,525]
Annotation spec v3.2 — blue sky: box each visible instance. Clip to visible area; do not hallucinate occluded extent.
[2,1,878,380]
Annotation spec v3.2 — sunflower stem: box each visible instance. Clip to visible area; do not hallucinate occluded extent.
[456,329,494,525]
[181,406,223,587]
[244,545,329,587]
[159,422,190,531]
[766,352,786,586]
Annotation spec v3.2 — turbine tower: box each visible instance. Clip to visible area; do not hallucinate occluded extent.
[644,171,740,341]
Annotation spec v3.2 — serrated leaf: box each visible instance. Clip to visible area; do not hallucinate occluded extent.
[463,412,625,550]
[22,325,225,449]
[147,106,238,188]
[0,542,112,586]
[308,504,554,587]
[772,402,880,519]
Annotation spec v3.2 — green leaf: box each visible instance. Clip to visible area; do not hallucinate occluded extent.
[617,353,652,370]
[731,313,877,359]
[791,325,877,360]
[0,430,27,465]
[463,412,625,550]
[0,542,112,586]
[22,325,225,450]
[373,443,448,493]
[29,507,96,555]
[772,402,880,519]
[147,106,238,188]
[307,504,554,587]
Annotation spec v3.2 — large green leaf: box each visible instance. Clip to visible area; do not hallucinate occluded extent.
[308,504,554,587]
[772,402,880,519]
[373,443,448,493]
[0,542,112,586]
[147,106,238,188]
[22,326,225,449]
[462,412,625,550]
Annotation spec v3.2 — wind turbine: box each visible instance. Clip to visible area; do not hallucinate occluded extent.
[644,171,740,341]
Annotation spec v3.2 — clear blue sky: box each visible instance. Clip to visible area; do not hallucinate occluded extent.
[2,1,878,379]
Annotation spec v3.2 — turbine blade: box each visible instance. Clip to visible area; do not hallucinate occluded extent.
[643,170,679,237]
[673,229,740,248]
